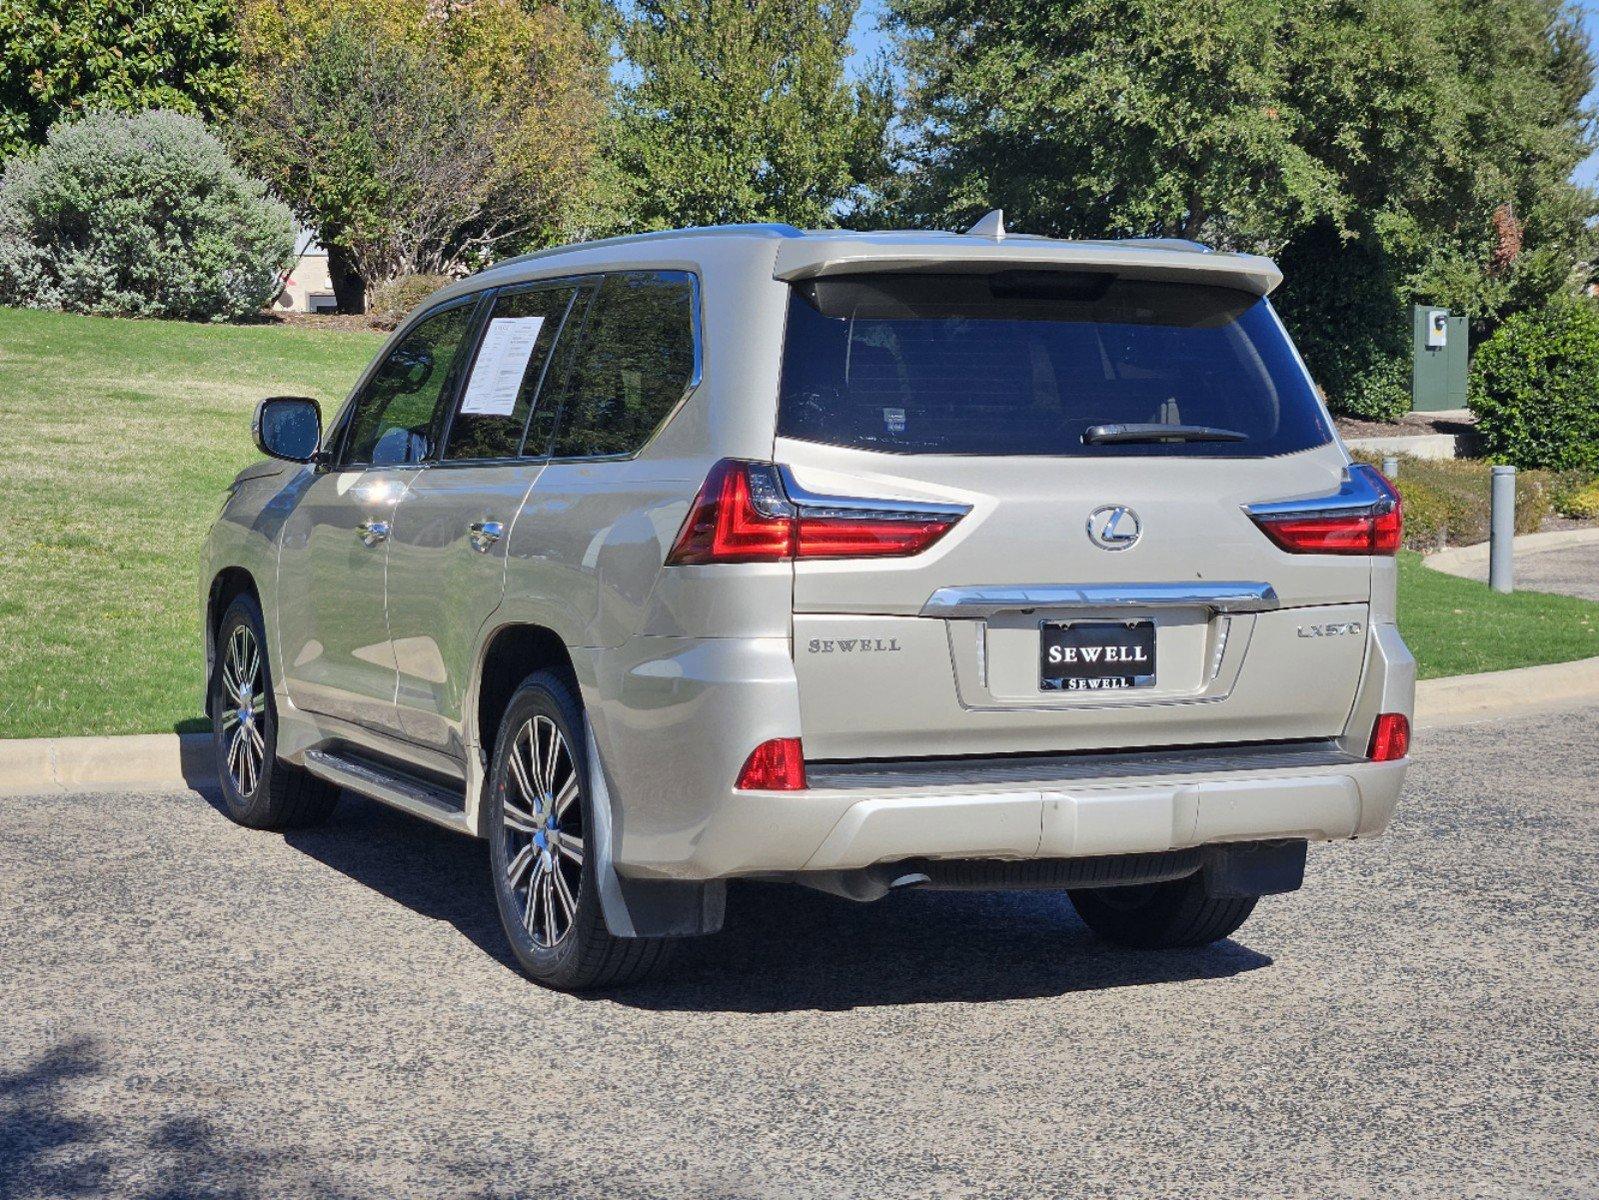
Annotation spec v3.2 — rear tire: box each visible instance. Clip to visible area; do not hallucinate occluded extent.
[1068,874,1256,948]
[486,671,670,991]
[210,595,339,830]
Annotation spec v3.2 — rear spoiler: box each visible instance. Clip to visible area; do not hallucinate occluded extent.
[772,234,1283,298]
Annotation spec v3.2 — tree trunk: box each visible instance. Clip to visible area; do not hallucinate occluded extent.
[327,243,367,315]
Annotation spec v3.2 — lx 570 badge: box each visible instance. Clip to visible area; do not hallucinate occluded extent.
[1297,621,1364,638]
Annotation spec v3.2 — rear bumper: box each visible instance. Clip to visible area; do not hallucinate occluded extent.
[638,749,1404,878]
[581,626,1411,882]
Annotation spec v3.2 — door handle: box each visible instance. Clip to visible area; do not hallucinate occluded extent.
[356,519,391,547]
[468,520,505,553]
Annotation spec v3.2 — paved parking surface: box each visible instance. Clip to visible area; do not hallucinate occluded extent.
[2,708,1596,1199]
[1457,540,1599,602]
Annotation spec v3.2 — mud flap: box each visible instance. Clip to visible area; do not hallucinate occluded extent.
[1201,839,1307,898]
[583,720,726,938]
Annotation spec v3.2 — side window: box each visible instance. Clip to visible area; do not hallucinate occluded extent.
[548,271,697,459]
[342,299,476,467]
[444,285,576,461]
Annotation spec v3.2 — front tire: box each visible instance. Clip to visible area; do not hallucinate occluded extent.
[210,595,339,830]
[486,671,670,990]
[1068,874,1257,949]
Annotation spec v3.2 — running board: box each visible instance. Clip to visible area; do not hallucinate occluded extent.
[302,748,473,835]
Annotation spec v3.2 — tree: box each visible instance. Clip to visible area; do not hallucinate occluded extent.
[234,0,610,312]
[886,0,1598,420]
[0,0,243,158]
[611,0,892,230]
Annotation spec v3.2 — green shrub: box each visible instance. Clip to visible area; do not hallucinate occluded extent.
[1324,349,1412,423]
[1392,476,1472,551]
[368,274,455,331]
[1546,469,1598,517]
[1352,451,1553,547]
[0,110,292,322]
[1469,299,1599,471]
[1558,479,1599,520]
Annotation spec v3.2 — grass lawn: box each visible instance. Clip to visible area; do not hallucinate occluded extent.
[1396,550,1599,679]
[0,307,383,739]
[0,304,1596,739]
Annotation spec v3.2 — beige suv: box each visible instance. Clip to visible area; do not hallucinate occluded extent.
[201,219,1413,990]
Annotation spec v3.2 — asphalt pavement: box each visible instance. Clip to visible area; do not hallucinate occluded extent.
[1457,539,1599,602]
[2,707,1595,1199]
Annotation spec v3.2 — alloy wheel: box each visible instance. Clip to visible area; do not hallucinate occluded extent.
[502,715,585,949]
[219,623,267,795]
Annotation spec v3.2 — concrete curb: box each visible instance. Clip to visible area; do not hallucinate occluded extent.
[1345,432,1463,461]
[0,732,214,794]
[1423,527,1599,578]
[5,653,1599,793]
[1414,654,1599,729]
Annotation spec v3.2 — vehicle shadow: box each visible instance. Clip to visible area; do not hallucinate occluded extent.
[274,792,1272,1011]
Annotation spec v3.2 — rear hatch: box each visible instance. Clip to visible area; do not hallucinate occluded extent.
[775,268,1375,761]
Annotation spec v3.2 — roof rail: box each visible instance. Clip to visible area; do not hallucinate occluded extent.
[490,222,806,271]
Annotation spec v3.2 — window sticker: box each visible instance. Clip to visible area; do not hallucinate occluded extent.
[459,316,545,416]
[884,407,907,433]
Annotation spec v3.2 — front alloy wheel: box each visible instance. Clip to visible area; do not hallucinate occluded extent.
[209,594,338,830]
[218,622,268,797]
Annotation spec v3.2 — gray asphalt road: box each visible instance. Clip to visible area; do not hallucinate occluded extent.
[1458,541,1599,602]
[2,709,1596,1200]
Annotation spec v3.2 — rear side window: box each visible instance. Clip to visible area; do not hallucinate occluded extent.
[444,284,577,461]
[343,299,476,467]
[546,271,697,459]
[777,273,1331,458]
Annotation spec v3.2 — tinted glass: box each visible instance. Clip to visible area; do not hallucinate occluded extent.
[444,286,576,461]
[777,273,1331,458]
[547,272,697,458]
[343,300,475,467]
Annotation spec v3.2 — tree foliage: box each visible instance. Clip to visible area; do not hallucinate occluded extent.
[611,0,892,230]
[233,0,610,311]
[0,0,243,158]
[0,109,291,321]
[886,0,1598,420]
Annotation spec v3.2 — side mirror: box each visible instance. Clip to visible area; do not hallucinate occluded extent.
[253,396,323,463]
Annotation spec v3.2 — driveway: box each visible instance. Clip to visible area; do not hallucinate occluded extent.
[2,708,1595,1199]
[1455,538,1599,602]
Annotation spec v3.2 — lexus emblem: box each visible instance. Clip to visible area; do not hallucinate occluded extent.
[1087,505,1142,551]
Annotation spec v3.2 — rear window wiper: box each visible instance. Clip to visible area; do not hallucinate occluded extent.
[1082,423,1250,445]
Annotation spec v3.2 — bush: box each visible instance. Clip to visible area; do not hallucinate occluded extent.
[0,110,293,322]
[367,274,454,330]
[1469,299,1599,471]
[1352,452,1553,548]
[1556,479,1599,520]
[1391,476,1471,551]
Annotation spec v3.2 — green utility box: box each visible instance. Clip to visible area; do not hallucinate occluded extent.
[1411,304,1468,412]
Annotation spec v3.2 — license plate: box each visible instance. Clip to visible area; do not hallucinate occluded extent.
[1040,621,1156,691]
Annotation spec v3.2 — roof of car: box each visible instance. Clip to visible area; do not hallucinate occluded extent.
[473,218,1283,297]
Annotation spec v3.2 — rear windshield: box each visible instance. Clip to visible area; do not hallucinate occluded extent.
[777,272,1331,458]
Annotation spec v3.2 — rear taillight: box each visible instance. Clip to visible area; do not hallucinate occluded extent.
[1367,713,1410,762]
[665,459,967,565]
[734,737,807,790]
[1247,464,1402,556]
